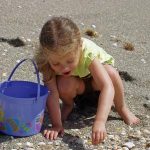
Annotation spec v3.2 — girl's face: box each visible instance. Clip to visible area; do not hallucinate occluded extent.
[48,49,81,76]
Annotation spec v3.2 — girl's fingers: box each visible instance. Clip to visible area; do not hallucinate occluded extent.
[43,129,47,136]
[60,129,64,137]
[100,132,104,142]
[92,132,96,144]
[53,131,58,140]
[49,131,55,140]
[43,129,50,139]
[95,132,101,144]
[100,131,107,143]
[43,128,63,140]
[92,131,107,145]
[104,131,107,140]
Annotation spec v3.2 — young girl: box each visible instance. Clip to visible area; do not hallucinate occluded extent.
[35,16,140,145]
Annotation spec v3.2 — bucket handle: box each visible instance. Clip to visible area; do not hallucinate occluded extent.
[7,59,40,101]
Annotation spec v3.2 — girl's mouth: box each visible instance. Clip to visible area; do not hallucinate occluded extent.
[63,71,71,75]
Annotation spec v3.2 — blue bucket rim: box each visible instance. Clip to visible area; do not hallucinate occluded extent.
[0,80,49,102]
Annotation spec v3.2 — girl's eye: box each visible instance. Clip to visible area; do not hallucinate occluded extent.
[52,63,60,66]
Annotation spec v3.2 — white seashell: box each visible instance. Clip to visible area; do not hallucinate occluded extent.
[108,134,115,139]
[26,39,31,42]
[4,49,7,52]
[140,137,146,143]
[2,73,7,77]
[81,23,84,26]
[16,60,21,63]
[38,142,46,146]
[16,143,22,146]
[54,141,60,146]
[135,130,142,136]
[110,35,117,39]
[112,43,118,47]
[48,141,53,145]
[141,58,146,63]
[122,147,129,150]
[25,142,34,147]
[123,142,135,149]
[91,24,96,28]
[128,126,133,131]
[17,5,22,8]
[121,131,126,136]
[143,129,150,135]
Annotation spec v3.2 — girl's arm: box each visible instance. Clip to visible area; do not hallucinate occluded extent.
[39,62,62,127]
[89,58,115,144]
[45,76,62,127]
[44,76,64,140]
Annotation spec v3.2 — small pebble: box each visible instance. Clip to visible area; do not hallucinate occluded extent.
[76,138,84,144]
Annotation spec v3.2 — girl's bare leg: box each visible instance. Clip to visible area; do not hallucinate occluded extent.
[92,65,140,125]
[57,76,85,121]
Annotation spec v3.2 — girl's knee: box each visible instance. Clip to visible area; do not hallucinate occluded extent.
[56,76,78,99]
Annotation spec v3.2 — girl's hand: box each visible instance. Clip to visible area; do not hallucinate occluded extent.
[43,125,64,140]
[92,121,107,145]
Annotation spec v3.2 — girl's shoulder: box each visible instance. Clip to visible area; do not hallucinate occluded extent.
[81,37,114,66]
[81,37,105,53]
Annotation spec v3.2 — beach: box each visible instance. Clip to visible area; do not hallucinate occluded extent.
[0,0,150,149]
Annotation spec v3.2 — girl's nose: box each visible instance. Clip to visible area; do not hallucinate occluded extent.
[61,64,69,71]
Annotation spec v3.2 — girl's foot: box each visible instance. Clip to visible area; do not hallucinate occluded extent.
[61,104,73,122]
[118,106,140,125]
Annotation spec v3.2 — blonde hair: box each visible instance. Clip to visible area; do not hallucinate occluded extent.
[35,16,81,82]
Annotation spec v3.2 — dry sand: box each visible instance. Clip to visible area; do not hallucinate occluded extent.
[0,0,150,149]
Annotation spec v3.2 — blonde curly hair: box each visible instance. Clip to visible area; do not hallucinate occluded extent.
[34,16,81,83]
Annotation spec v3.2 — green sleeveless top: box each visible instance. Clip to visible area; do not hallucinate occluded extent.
[72,38,114,78]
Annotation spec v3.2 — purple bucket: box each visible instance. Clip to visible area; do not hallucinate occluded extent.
[0,59,48,137]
